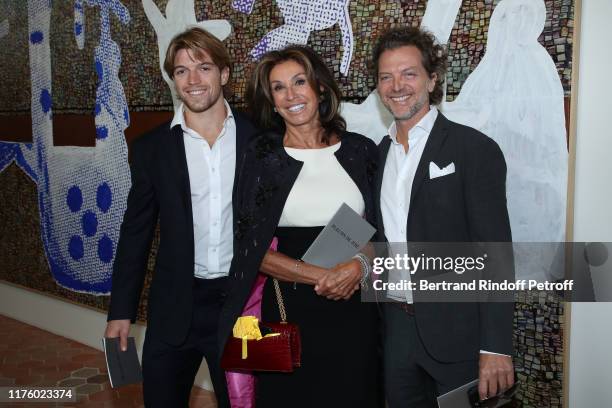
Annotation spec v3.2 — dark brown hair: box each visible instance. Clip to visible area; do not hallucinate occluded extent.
[164,27,231,79]
[371,27,447,105]
[246,45,346,144]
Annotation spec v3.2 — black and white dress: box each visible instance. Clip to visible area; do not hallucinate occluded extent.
[221,131,382,408]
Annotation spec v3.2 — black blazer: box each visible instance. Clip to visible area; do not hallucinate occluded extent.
[107,110,256,346]
[375,113,514,362]
[218,130,379,356]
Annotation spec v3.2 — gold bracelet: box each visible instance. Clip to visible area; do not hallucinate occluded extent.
[293,260,303,289]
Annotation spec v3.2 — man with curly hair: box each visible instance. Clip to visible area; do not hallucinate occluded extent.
[372,26,515,407]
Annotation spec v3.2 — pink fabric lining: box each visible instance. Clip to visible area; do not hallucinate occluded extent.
[225,237,277,408]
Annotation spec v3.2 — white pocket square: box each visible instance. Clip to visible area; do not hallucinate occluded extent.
[429,161,455,179]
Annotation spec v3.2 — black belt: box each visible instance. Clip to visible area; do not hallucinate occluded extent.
[194,276,229,289]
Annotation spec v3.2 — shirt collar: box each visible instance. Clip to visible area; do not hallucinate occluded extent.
[387,105,438,146]
[170,99,234,135]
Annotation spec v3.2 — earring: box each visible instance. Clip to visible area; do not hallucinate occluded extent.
[273,107,277,112]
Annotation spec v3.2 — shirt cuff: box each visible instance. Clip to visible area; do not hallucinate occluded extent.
[480,350,511,357]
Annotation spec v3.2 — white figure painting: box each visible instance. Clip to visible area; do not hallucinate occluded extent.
[341,91,393,145]
[420,0,462,44]
[233,0,354,75]
[142,0,232,110]
[439,0,568,278]
[341,0,568,280]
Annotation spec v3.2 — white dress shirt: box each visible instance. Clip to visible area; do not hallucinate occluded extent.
[381,106,438,303]
[170,101,236,279]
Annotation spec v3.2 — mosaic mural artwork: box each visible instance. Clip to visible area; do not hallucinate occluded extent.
[0,0,575,114]
[514,292,565,407]
[0,1,574,406]
[0,0,132,294]
[236,0,354,75]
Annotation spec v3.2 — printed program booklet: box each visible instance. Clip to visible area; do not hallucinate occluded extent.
[102,337,143,388]
[301,202,376,268]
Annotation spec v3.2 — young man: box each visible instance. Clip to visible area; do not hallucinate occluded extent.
[104,27,255,407]
[373,27,514,407]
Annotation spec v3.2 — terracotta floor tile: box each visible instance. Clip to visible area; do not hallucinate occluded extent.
[57,361,85,373]
[30,350,59,360]
[58,377,87,387]
[18,359,46,370]
[87,374,109,385]
[76,382,103,395]
[43,357,68,367]
[0,376,16,385]
[14,374,43,385]
[4,353,28,364]
[36,365,60,374]
[75,393,90,404]
[0,315,221,407]
[71,353,100,363]
[71,367,100,378]
[0,362,19,374]
[35,378,65,387]
[58,349,83,358]
[88,388,119,402]
[2,366,29,378]
[70,342,88,349]
[81,402,109,408]
[41,370,68,383]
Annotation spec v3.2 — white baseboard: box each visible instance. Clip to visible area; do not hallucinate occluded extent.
[0,281,212,390]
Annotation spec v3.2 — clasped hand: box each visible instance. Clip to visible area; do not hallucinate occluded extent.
[314,259,361,300]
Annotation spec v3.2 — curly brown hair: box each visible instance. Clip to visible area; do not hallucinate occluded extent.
[371,27,447,105]
[246,45,346,144]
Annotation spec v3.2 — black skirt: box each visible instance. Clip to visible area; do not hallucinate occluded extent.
[257,227,382,408]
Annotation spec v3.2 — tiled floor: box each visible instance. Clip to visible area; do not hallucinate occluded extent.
[0,314,217,407]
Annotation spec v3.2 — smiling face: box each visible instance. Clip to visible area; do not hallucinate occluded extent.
[172,48,229,114]
[376,45,436,127]
[269,59,321,129]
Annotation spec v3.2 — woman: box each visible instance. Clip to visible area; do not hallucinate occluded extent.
[220,45,381,407]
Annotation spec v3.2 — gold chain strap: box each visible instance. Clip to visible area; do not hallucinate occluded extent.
[273,278,287,323]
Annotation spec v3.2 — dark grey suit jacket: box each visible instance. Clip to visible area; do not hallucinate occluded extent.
[375,112,514,362]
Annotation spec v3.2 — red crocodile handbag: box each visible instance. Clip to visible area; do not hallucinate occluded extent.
[221,279,301,372]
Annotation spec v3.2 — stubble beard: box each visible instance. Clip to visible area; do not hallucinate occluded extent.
[385,92,429,122]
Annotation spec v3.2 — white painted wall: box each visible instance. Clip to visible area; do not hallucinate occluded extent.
[568,0,612,407]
